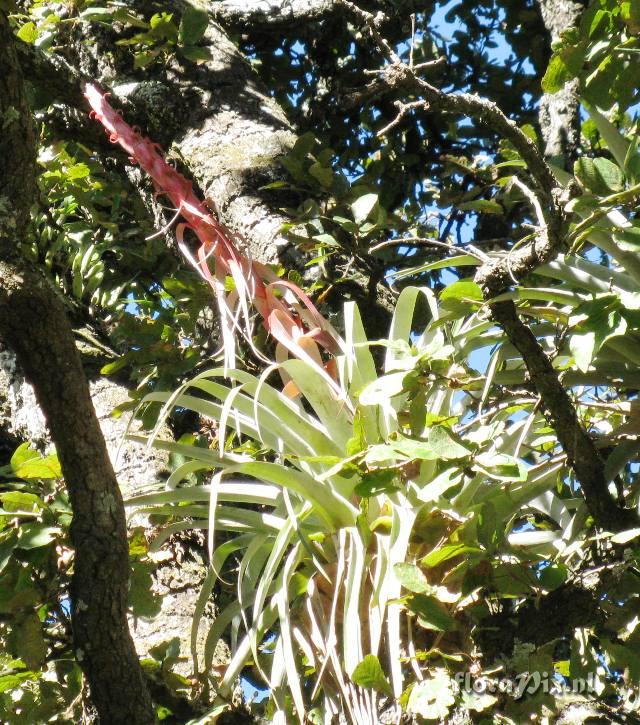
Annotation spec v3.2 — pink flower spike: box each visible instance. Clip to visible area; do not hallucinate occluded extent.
[84,83,343,371]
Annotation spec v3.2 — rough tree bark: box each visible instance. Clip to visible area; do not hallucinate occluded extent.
[69,7,299,267]
[537,0,584,167]
[0,13,154,723]
[213,0,335,29]
[27,0,391,327]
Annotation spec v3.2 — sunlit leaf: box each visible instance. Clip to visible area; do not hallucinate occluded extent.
[350,654,392,696]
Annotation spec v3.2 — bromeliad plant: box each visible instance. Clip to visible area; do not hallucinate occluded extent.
[126,284,581,723]
[86,69,640,722]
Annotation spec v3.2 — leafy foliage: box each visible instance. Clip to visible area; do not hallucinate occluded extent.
[7,0,640,722]
[0,445,80,722]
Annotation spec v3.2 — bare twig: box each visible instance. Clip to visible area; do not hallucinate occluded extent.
[412,57,446,72]
[337,0,400,63]
[376,100,428,137]
[370,235,487,261]
[409,13,416,69]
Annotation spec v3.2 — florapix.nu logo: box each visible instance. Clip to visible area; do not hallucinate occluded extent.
[454,670,597,700]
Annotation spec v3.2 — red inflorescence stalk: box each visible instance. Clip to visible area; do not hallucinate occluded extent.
[84,84,341,371]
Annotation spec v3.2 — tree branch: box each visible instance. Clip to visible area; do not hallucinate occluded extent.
[0,13,154,722]
[362,62,559,197]
[214,0,335,29]
[487,300,637,531]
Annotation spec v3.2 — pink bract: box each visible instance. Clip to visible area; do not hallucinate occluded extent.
[84,84,341,370]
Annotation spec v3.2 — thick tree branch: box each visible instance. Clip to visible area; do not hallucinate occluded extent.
[476,206,633,530]
[0,20,36,236]
[478,581,603,659]
[16,37,87,109]
[0,13,154,723]
[0,266,156,724]
[213,0,335,29]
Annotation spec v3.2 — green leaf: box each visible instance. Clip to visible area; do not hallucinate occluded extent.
[541,39,586,93]
[542,54,572,93]
[473,453,527,482]
[10,443,37,469]
[611,528,640,544]
[458,199,503,215]
[625,143,640,186]
[13,613,46,670]
[574,157,624,195]
[440,279,483,314]
[259,180,289,190]
[179,6,209,45]
[291,131,316,158]
[16,524,60,549]
[149,636,181,664]
[350,654,393,696]
[128,527,149,558]
[388,434,438,461]
[422,543,482,568]
[312,233,340,248]
[129,561,161,618]
[417,467,463,502]
[460,688,498,713]
[100,356,129,375]
[0,492,43,513]
[112,8,150,28]
[394,563,433,594]
[12,451,61,480]
[67,163,90,180]
[568,294,625,370]
[587,104,630,169]
[354,470,400,497]
[427,426,472,460]
[150,11,175,33]
[0,670,37,694]
[351,193,378,224]
[570,331,596,373]
[16,22,39,44]
[407,670,455,719]
[332,215,358,233]
[476,501,499,550]
[0,532,18,574]
[80,6,118,21]
[538,563,568,590]
[622,0,640,31]
[181,45,211,63]
[614,226,640,252]
[492,562,536,596]
[407,593,457,631]
[359,371,407,406]
[133,49,161,69]
[308,162,334,188]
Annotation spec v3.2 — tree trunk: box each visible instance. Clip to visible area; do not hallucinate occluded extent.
[537,0,584,167]
[0,13,154,723]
